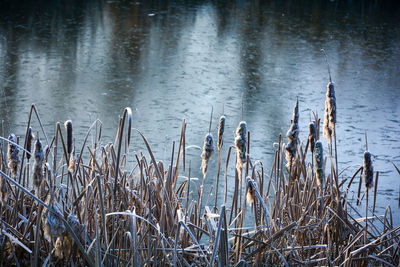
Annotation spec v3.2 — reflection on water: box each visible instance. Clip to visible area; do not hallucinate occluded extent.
[1,0,399,223]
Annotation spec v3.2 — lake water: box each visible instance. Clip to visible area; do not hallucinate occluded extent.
[1,0,399,224]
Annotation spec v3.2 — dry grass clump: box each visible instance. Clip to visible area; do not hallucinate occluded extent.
[0,95,398,267]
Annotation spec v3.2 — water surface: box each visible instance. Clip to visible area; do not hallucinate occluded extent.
[1,0,399,224]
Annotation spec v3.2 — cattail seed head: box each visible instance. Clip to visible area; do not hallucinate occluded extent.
[323,82,336,140]
[0,175,8,205]
[308,122,316,153]
[362,151,374,189]
[201,133,214,175]
[246,178,255,205]
[217,115,226,150]
[314,141,324,186]
[68,148,75,173]
[64,120,73,155]
[234,121,247,171]
[285,100,300,169]
[42,202,65,243]
[26,127,34,160]
[54,236,64,259]
[33,138,44,193]
[7,133,20,178]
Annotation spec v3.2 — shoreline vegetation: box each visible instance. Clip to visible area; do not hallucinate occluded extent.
[0,78,400,265]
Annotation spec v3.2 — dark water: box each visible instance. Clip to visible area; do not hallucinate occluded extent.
[1,0,399,224]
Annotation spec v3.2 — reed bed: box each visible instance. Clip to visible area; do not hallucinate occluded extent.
[0,99,399,266]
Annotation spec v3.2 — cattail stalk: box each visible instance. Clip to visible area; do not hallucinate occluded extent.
[322,49,339,184]
[214,115,226,210]
[199,109,215,229]
[285,99,299,170]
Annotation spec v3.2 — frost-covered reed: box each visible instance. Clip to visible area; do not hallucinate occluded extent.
[0,103,398,267]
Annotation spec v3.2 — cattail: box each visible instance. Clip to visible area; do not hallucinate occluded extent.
[246,177,255,205]
[7,133,20,178]
[217,115,226,150]
[33,138,44,194]
[314,141,324,186]
[26,127,34,160]
[42,202,66,243]
[323,82,336,140]
[362,151,374,189]
[64,120,73,155]
[0,174,7,205]
[68,148,75,173]
[234,121,247,171]
[285,99,299,169]
[54,236,64,259]
[201,133,214,175]
[54,234,72,260]
[308,122,316,153]
[68,213,82,239]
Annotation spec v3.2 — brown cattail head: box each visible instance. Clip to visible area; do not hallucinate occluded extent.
[217,115,226,150]
[26,127,34,160]
[285,100,300,169]
[68,148,75,173]
[64,120,73,155]
[246,177,255,205]
[7,133,20,178]
[54,236,64,259]
[234,121,247,171]
[323,82,336,140]
[0,174,8,205]
[308,122,316,153]
[42,202,66,243]
[201,133,214,175]
[33,138,44,193]
[362,151,374,189]
[314,141,324,186]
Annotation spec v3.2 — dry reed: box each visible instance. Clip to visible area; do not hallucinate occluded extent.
[0,102,398,267]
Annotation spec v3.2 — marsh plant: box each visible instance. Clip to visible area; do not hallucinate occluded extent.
[0,68,399,266]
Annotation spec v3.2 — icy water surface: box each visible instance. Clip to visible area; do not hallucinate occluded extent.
[0,0,399,224]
